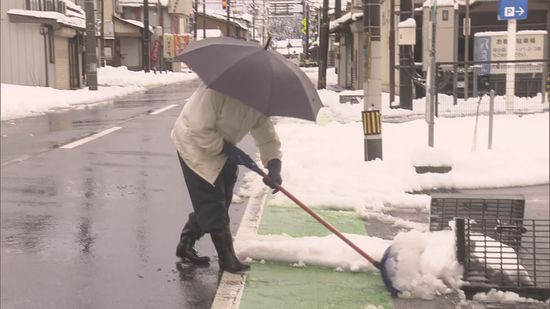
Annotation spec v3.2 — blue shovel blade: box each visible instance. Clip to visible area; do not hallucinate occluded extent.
[379,246,401,296]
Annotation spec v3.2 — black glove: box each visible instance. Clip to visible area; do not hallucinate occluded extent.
[222,141,255,167]
[263,159,282,192]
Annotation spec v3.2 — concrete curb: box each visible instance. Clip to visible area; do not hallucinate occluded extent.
[210,193,267,309]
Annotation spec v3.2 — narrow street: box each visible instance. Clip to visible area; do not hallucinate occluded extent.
[1,81,255,308]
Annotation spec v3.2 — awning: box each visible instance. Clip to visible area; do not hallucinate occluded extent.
[7,9,85,30]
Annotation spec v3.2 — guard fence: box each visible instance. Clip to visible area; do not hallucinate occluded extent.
[434,59,549,117]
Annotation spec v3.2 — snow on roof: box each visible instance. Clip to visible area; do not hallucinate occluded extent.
[196,29,223,39]
[398,18,416,28]
[308,0,349,10]
[119,0,169,7]
[116,16,154,32]
[7,9,85,29]
[61,0,84,16]
[422,0,459,9]
[455,0,478,5]
[236,13,254,23]
[329,12,363,31]
[474,30,548,37]
[201,9,249,30]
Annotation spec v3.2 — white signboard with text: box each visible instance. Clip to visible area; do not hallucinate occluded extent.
[474,30,546,75]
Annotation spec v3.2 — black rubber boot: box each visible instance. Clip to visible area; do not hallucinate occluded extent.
[210,225,250,274]
[176,213,210,265]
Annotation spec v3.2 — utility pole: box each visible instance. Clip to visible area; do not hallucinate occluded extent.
[399,0,412,109]
[505,20,516,113]
[193,0,198,40]
[157,0,164,71]
[252,0,256,40]
[464,0,470,100]
[334,0,341,73]
[203,0,206,38]
[363,0,383,160]
[226,0,231,37]
[100,0,105,67]
[85,0,98,90]
[306,4,309,58]
[317,0,329,89]
[427,0,437,147]
[302,2,310,58]
[389,0,395,104]
[143,0,150,72]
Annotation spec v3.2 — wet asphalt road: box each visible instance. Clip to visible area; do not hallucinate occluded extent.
[2,82,549,308]
[1,80,255,308]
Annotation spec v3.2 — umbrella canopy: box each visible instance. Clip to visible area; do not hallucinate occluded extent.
[176,37,322,122]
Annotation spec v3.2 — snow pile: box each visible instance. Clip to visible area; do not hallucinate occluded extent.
[7,9,85,29]
[237,230,463,299]
[0,66,197,120]
[410,147,454,167]
[0,83,142,120]
[241,113,549,213]
[470,234,533,286]
[473,288,545,304]
[97,65,196,87]
[234,66,548,302]
[237,233,390,272]
[384,230,463,299]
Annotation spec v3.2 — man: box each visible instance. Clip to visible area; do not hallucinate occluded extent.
[171,83,282,274]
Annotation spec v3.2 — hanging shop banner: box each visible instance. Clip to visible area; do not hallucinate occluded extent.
[163,34,174,59]
[163,34,192,60]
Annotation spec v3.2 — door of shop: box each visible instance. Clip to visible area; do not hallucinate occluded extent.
[68,37,80,89]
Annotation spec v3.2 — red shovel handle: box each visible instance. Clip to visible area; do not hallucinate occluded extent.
[261,173,381,269]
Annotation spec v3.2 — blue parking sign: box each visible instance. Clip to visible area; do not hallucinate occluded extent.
[498,0,528,20]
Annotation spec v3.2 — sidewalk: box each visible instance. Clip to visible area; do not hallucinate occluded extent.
[211,194,428,309]
[212,192,549,309]
[239,199,393,309]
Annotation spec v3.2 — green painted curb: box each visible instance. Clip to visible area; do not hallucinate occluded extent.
[258,204,366,237]
[241,262,393,309]
[238,198,394,308]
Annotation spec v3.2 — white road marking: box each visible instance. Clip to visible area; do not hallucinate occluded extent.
[150,104,178,115]
[210,194,268,309]
[60,126,122,149]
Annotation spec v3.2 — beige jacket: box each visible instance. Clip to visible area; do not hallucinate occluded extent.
[171,84,282,185]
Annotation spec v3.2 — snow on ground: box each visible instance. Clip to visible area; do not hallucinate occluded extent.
[0,66,197,120]
[472,289,544,304]
[235,67,549,300]
[1,64,548,301]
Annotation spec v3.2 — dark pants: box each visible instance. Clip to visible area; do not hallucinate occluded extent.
[178,153,238,233]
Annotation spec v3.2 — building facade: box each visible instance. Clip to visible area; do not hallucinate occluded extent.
[1,0,86,89]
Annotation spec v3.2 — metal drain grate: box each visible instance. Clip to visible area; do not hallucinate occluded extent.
[430,194,525,246]
[455,218,550,301]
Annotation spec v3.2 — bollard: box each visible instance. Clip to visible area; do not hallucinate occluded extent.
[488,89,495,150]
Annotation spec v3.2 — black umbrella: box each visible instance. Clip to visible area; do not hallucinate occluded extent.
[176,37,322,122]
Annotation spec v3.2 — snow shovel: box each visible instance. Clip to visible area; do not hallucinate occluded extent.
[241,159,400,296]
